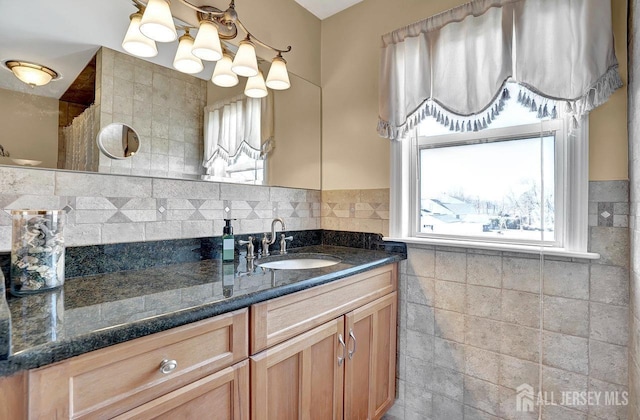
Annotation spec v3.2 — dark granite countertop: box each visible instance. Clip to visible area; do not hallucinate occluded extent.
[0,245,403,376]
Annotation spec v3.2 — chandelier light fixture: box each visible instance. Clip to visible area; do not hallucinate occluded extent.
[3,60,60,87]
[122,0,292,97]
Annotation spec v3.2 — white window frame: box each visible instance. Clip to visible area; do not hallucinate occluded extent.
[388,115,592,257]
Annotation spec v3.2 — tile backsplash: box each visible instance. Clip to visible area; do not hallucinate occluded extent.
[0,166,320,252]
[321,188,390,236]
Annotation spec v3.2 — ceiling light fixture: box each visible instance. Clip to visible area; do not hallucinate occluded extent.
[4,60,59,87]
[244,71,268,98]
[265,53,290,90]
[173,29,204,74]
[126,0,291,96]
[139,0,177,42]
[192,20,222,61]
[211,50,238,87]
[122,11,159,57]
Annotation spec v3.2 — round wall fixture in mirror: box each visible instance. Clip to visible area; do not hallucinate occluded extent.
[97,123,140,159]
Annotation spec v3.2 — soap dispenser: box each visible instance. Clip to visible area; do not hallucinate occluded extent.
[222,219,236,262]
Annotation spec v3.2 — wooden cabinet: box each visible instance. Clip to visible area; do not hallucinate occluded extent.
[250,263,398,420]
[344,293,397,420]
[251,264,397,354]
[28,309,248,419]
[250,318,345,420]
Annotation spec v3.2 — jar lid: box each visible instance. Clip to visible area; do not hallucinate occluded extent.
[10,209,65,216]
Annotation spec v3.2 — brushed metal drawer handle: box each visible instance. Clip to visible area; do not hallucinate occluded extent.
[160,359,178,374]
[348,329,357,360]
[338,334,346,366]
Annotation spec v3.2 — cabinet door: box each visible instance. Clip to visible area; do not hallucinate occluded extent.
[250,317,345,420]
[115,359,249,420]
[344,292,397,420]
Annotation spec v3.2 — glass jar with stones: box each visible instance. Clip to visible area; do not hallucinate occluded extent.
[10,210,65,296]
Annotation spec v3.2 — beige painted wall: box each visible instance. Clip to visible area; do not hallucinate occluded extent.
[0,87,58,168]
[590,0,628,181]
[321,0,629,189]
[269,77,321,189]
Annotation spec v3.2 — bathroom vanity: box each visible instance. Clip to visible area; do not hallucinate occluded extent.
[0,245,401,419]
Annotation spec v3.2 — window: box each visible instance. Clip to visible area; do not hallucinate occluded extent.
[389,83,589,253]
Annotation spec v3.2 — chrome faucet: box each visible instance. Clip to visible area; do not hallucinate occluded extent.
[261,218,287,257]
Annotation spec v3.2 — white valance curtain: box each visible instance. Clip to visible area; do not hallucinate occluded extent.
[378,0,623,140]
[202,94,274,174]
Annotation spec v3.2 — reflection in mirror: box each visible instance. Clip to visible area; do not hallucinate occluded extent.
[202,93,271,184]
[0,0,321,189]
[97,123,140,160]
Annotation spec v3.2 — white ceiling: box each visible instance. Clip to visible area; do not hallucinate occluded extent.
[294,0,363,20]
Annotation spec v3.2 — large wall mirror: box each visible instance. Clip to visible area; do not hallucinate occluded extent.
[0,1,321,190]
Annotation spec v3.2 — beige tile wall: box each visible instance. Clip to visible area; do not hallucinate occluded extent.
[96,48,207,180]
[385,180,630,420]
[321,188,390,236]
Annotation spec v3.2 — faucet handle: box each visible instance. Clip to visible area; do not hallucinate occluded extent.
[261,233,270,257]
[238,236,255,259]
[280,234,294,254]
[238,236,253,245]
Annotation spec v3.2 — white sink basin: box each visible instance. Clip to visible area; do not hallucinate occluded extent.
[257,255,340,270]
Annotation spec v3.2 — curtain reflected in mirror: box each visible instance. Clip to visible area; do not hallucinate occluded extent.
[61,103,98,172]
[203,94,274,184]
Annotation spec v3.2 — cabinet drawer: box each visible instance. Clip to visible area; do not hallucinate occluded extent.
[250,264,397,354]
[29,309,248,419]
[115,360,249,420]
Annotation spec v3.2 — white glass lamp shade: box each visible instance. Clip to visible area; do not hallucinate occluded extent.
[211,53,238,87]
[5,61,58,87]
[173,33,204,74]
[265,56,290,90]
[122,13,158,58]
[231,40,259,77]
[139,0,177,43]
[192,21,222,61]
[244,72,268,98]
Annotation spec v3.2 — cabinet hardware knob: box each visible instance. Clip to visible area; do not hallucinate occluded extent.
[348,329,357,360]
[338,334,346,366]
[160,359,178,374]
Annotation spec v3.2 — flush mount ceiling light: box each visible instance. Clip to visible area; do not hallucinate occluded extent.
[4,60,60,87]
[124,0,291,96]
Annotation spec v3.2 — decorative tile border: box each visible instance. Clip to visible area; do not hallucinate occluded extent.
[589,181,629,228]
[321,188,390,236]
[0,167,321,252]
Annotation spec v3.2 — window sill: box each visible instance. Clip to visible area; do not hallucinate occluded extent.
[383,236,600,260]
